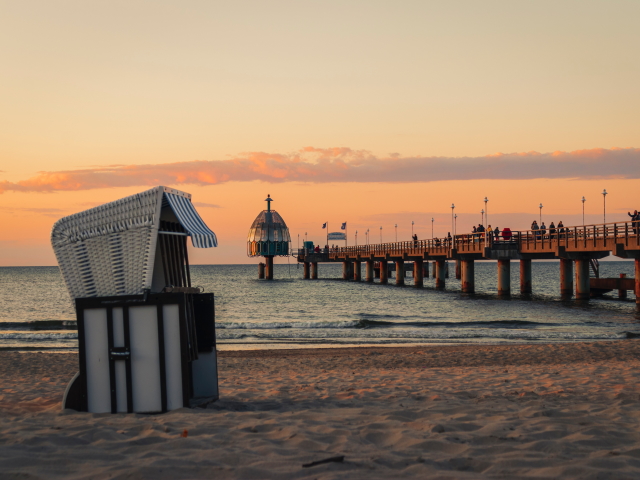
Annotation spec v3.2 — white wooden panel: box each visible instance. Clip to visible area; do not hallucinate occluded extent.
[163,304,183,410]
[129,306,161,413]
[83,308,111,413]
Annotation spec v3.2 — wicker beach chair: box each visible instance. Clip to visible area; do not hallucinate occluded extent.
[52,186,219,414]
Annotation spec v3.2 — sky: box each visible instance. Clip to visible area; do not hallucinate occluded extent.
[1,0,639,266]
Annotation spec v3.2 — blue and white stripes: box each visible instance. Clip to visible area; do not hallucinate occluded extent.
[164,193,218,248]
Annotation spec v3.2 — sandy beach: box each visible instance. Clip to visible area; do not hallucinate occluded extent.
[2,341,640,479]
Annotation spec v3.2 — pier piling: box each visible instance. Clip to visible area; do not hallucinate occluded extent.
[414,259,424,287]
[461,259,474,293]
[497,259,510,297]
[365,260,374,282]
[619,273,628,299]
[311,262,318,279]
[303,262,310,280]
[395,260,405,285]
[258,262,265,279]
[575,259,590,300]
[520,259,532,294]
[265,256,274,280]
[342,261,350,280]
[354,260,361,282]
[380,260,388,284]
[560,259,573,297]
[436,259,446,290]
[432,261,437,278]
[455,259,461,280]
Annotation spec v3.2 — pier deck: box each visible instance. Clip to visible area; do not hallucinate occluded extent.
[295,221,640,302]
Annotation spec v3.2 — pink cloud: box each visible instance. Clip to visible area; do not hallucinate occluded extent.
[0,147,639,194]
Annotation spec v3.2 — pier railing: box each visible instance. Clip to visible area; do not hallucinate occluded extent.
[297,220,640,259]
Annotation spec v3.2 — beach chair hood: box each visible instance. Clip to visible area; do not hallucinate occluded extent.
[51,186,217,299]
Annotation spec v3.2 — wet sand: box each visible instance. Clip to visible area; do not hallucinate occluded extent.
[2,341,640,478]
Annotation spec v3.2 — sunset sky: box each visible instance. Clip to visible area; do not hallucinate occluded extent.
[1,0,639,266]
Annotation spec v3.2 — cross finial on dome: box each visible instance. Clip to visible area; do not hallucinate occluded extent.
[265,194,273,212]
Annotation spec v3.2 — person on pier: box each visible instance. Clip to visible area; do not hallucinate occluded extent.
[557,221,565,239]
[540,222,547,240]
[531,221,540,239]
[549,222,556,240]
[412,233,418,247]
[629,210,639,235]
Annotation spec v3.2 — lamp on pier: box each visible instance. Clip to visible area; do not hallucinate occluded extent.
[431,217,434,240]
[454,214,458,237]
[411,220,414,238]
[395,224,398,242]
[602,189,608,224]
[539,203,543,224]
[451,204,455,237]
[581,196,586,225]
[355,230,358,246]
[484,197,488,226]
[481,209,485,226]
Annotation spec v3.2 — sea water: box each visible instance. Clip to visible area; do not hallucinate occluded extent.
[0,262,638,351]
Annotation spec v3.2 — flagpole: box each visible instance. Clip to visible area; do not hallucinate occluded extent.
[326,221,329,250]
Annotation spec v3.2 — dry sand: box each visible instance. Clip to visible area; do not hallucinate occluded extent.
[2,342,640,479]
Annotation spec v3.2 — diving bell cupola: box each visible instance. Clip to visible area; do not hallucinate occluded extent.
[247,195,291,280]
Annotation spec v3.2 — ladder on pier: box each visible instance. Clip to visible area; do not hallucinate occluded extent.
[589,259,600,278]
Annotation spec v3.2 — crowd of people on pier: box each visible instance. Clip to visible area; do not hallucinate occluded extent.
[301,214,640,255]
[529,220,566,240]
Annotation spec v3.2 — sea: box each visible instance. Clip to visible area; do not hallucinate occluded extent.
[0,262,638,352]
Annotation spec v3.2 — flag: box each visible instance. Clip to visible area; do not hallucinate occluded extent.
[322,223,327,229]
[341,222,347,230]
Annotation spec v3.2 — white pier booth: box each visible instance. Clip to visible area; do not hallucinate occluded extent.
[52,186,219,413]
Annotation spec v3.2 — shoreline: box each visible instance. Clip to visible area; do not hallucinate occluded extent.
[0,336,628,354]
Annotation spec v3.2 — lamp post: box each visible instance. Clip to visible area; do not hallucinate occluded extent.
[411,220,414,238]
[305,232,307,242]
[451,204,455,237]
[539,203,543,224]
[380,226,382,243]
[431,217,434,239]
[581,196,586,225]
[481,209,485,227]
[454,214,458,237]
[602,189,607,223]
[395,224,398,242]
[297,233,300,252]
[355,230,358,246]
[366,229,369,245]
[484,197,488,227]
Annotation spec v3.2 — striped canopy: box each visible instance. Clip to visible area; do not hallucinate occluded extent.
[51,186,217,299]
[164,192,218,248]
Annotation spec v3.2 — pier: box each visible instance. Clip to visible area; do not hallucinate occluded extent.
[296,221,640,302]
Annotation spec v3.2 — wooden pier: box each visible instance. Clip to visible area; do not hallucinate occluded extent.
[296,221,640,302]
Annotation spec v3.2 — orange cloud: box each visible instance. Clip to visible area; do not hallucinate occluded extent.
[1,147,639,194]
